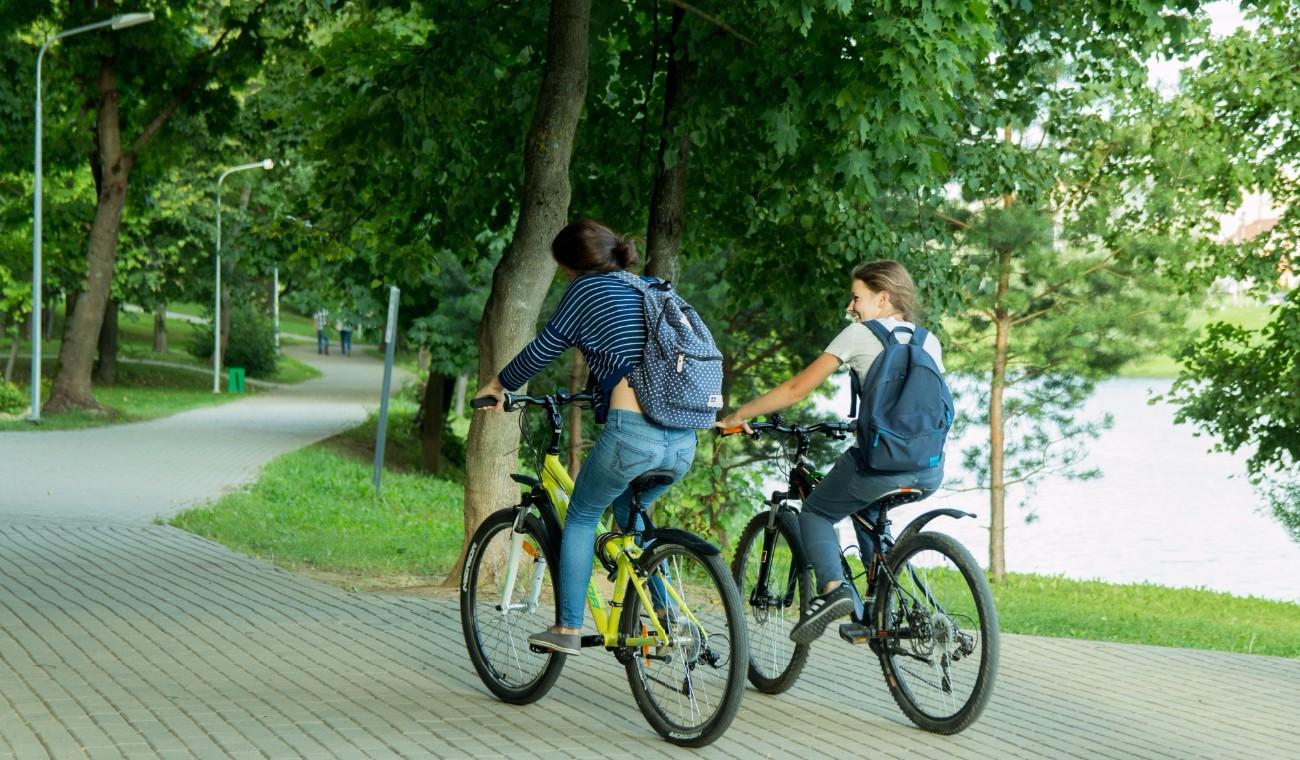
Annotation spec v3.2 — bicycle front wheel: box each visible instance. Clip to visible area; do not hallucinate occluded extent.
[874,530,999,734]
[621,541,748,747]
[731,510,812,693]
[460,508,565,704]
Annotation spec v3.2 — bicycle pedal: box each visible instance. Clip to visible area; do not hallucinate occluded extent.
[838,622,871,645]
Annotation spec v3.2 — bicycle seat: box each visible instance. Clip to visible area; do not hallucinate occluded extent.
[865,488,928,513]
[629,469,676,494]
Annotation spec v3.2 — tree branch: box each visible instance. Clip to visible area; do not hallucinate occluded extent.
[732,338,787,377]
[127,0,272,156]
[660,0,756,46]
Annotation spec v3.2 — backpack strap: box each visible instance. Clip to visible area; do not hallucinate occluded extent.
[861,319,894,348]
[611,269,648,292]
[848,364,861,419]
[910,325,929,347]
[611,269,670,293]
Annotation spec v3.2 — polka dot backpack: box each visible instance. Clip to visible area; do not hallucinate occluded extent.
[613,270,724,429]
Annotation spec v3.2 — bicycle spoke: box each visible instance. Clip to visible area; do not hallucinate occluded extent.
[876,532,998,734]
[623,543,743,745]
[461,514,563,703]
[733,514,809,693]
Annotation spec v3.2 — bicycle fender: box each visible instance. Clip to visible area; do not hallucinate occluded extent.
[895,507,976,547]
[638,527,721,559]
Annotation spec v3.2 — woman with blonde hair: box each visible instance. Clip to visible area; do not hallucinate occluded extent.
[718,260,947,644]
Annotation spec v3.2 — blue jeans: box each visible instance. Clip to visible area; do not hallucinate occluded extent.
[800,447,944,590]
[340,330,352,355]
[316,330,329,354]
[557,410,696,629]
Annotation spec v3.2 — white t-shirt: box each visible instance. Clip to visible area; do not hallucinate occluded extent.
[823,318,945,384]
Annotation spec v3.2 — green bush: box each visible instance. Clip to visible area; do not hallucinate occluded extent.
[0,379,25,414]
[188,301,279,378]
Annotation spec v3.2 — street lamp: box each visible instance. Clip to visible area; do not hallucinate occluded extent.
[213,159,274,393]
[30,11,154,422]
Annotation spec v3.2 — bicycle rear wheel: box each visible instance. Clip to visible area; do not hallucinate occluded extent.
[731,510,812,693]
[874,530,999,734]
[460,508,565,704]
[622,541,748,747]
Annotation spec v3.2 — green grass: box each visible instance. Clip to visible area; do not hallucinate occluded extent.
[168,301,318,340]
[853,548,1300,659]
[990,572,1300,658]
[270,354,321,384]
[170,402,465,584]
[0,360,248,431]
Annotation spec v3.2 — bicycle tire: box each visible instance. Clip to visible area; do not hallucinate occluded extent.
[873,530,999,734]
[730,510,812,693]
[460,508,566,704]
[621,541,748,747]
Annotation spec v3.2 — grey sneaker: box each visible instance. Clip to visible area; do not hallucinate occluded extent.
[790,584,855,645]
[528,628,581,655]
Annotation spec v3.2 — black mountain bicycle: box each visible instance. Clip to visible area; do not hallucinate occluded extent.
[722,416,999,734]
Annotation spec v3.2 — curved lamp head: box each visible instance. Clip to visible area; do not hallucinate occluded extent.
[111,13,154,30]
[261,159,275,170]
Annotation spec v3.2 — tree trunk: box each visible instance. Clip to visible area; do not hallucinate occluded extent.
[42,299,54,340]
[448,0,592,587]
[61,292,78,344]
[988,245,1012,582]
[153,303,168,353]
[568,351,587,479]
[644,7,692,282]
[47,62,133,413]
[420,369,450,475]
[451,373,468,419]
[93,299,119,386]
[3,324,18,384]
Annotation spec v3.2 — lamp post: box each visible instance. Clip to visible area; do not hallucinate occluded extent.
[213,159,274,393]
[30,11,154,422]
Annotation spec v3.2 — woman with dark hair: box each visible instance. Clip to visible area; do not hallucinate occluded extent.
[473,218,697,655]
[718,260,947,645]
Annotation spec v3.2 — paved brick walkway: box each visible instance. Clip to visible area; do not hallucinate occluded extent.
[2,347,1297,758]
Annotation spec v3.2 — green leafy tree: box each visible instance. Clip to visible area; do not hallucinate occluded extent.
[0,0,311,413]
[1158,0,1300,539]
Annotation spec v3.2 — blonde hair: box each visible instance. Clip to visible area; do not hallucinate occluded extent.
[852,260,919,322]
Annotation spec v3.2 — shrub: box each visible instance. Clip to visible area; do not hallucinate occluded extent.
[188,301,279,378]
[0,379,25,414]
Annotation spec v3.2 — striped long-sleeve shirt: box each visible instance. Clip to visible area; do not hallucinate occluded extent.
[498,272,650,422]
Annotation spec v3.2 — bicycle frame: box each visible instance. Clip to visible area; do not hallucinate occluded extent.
[495,394,701,652]
[723,416,974,627]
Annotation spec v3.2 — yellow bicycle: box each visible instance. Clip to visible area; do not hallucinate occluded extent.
[459,390,748,747]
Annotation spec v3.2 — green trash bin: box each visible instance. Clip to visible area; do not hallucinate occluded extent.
[227,367,246,394]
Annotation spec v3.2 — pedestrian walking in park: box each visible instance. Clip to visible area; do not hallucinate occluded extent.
[719,260,951,644]
[473,218,716,655]
[314,309,330,355]
[338,321,353,356]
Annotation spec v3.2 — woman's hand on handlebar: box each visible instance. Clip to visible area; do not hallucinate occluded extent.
[715,412,753,436]
[471,379,506,412]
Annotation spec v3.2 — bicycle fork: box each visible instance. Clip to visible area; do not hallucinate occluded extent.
[497,507,546,616]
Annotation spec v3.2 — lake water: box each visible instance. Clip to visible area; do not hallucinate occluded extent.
[809,376,1300,604]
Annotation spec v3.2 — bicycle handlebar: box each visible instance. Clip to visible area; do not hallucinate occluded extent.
[471,390,594,413]
[716,418,853,440]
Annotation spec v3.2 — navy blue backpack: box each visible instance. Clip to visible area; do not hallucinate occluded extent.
[848,320,954,472]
